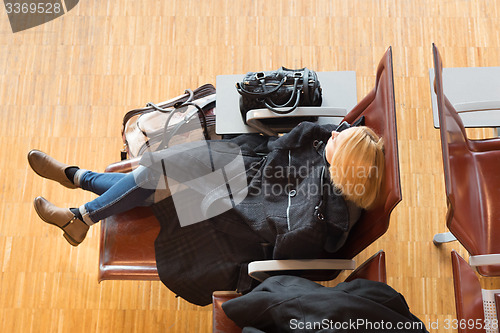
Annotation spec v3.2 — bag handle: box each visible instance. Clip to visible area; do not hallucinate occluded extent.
[174,89,194,107]
[146,89,195,112]
[235,75,287,98]
[263,77,302,114]
[122,84,214,131]
[157,98,211,150]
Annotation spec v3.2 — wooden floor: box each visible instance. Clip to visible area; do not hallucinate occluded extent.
[2,0,500,332]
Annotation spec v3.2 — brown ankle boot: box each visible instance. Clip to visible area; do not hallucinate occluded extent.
[28,150,78,189]
[34,196,89,246]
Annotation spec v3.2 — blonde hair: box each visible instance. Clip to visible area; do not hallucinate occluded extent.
[328,126,385,209]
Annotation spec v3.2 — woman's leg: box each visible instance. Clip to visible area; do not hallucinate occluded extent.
[75,169,128,195]
[79,166,157,225]
[28,149,132,195]
[30,150,161,246]
[33,165,158,246]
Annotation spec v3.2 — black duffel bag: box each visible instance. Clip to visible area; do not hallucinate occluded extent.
[236,67,322,125]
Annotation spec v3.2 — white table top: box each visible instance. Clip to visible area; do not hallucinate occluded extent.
[215,71,357,134]
[429,67,500,128]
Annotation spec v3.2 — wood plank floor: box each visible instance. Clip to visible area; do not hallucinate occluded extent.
[2,0,500,332]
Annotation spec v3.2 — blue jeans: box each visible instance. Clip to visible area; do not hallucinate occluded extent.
[78,166,156,225]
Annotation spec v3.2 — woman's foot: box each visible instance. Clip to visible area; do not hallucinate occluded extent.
[28,150,79,189]
[34,196,89,246]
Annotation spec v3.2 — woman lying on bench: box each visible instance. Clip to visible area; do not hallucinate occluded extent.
[29,122,384,247]
[28,122,384,305]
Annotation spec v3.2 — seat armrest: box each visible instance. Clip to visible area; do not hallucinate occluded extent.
[469,254,500,267]
[105,157,142,173]
[246,107,347,136]
[469,137,500,152]
[248,259,355,282]
[433,231,457,245]
[453,100,500,113]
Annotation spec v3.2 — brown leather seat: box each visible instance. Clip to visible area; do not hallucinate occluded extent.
[451,250,485,333]
[270,47,401,281]
[433,44,500,276]
[98,47,401,282]
[332,46,402,260]
[212,291,242,333]
[211,48,399,331]
[98,159,160,281]
[212,251,387,333]
[100,48,402,281]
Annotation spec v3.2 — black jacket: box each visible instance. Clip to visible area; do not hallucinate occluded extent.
[222,276,429,333]
[149,122,360,305]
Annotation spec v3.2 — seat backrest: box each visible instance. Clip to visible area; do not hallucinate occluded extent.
[433,44,481,255]
[212,291,242,333]
[333,47,402,259]
[451,250,485,333]
[433,45,500,276]
[212,251,387,333]
[344,250,387,283]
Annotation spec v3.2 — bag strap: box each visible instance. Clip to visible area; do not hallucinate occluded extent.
[263,77,302,114]
[147,89,194,112]
[265,76,300,108]
[122,84,215,129]
[235,75,287,98]
[157,93,213,150]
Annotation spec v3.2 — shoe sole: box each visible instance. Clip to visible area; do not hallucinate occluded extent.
[33,199,81,247]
